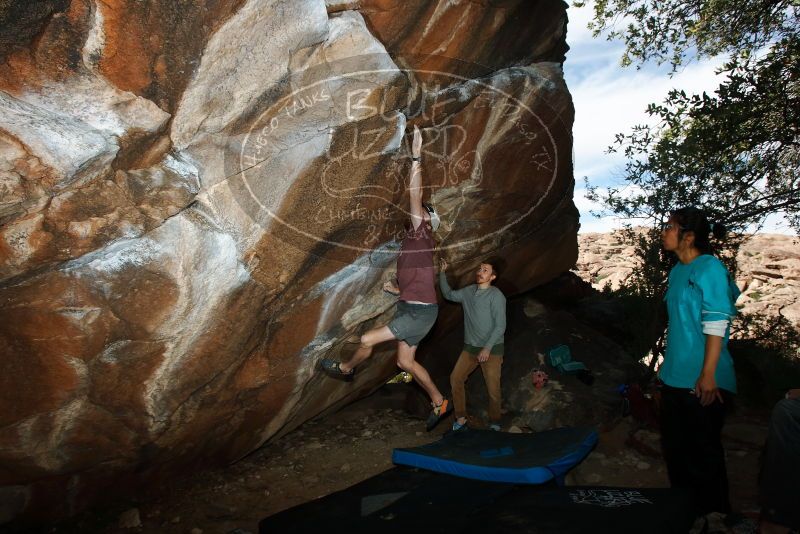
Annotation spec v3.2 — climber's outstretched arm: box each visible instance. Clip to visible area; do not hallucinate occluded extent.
[409,125,424,230]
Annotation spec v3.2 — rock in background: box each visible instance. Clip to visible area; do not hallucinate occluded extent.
[736,234,800,329]
[0,0,577,524]
[575,231,800,331]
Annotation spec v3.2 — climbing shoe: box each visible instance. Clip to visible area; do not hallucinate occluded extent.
[426,398,452,431]
[319,358,355,381]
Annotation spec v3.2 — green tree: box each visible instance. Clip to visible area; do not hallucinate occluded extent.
[576,0,800,382]
[581,0,800,233]
[577,0,798,71]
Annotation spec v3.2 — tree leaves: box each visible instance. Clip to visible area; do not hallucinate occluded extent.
[586,28,800,235]
[578,0,799,371]
[580,0,798,71]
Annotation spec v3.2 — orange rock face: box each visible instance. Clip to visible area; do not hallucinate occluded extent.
[354,0,568,75]
[0,0,577,525]
[93,0,247,112]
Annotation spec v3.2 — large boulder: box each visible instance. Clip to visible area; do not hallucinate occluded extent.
[0,0,577,524]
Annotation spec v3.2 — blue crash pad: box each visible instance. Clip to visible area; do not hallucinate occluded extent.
[392,426,597,484]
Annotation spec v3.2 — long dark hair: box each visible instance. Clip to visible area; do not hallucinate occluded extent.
[670,207,727,254]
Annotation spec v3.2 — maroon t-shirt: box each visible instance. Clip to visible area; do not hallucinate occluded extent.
[396,221,437,304]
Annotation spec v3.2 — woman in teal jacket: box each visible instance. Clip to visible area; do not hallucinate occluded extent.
[659,207,740,519]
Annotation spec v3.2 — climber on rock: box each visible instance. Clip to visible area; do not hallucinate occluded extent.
[320,124,452,431]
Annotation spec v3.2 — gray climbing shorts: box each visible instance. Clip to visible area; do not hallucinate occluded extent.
[388,301,438,347]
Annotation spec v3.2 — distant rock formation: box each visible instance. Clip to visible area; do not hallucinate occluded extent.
[0,0,577,524]
[575,231,800,330]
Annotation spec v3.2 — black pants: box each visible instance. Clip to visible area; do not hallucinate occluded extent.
[659,384,732,517]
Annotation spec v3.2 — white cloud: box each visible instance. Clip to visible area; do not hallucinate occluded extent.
[565,3,604,47]
[565,3,727,233]
[574,185,652,233]
[562,2,795,235]
[574,186,620,233]
[748,212,797,235]
[568,48,727,185]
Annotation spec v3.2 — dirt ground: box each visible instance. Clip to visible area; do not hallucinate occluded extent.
[46,383,770,534]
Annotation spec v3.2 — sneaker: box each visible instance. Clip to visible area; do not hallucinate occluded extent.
[489,423,501,432]
[426,399,452,431]
[451,420,468,432]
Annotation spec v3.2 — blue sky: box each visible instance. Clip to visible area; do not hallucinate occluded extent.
[563,4,792,234]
